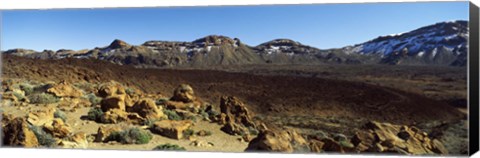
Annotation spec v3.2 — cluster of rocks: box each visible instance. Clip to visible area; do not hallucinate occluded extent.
[217,96,260,141]
[2,107,88,148]
[1,79,92,110]
[1,79,450,155]
[93,82,204,141]
[351,121,448,155]
[243,120,449,155]
[95,81,166,124]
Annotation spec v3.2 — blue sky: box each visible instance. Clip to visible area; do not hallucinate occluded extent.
[1,1,469,51]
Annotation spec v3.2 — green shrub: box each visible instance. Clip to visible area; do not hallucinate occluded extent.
[87,107,104,121]
[29,125,56,147]
[125,87,135,96]
[107,128,152,144]
[248,126,259,135]
[183,129,195,138]
[313,131,329,139]
[54,109,67,122]
[186,115,197,122]
[19,83,34,96]
[85,93,101,106]
[155,98,170,105]
[153,143,186,151]
[200,111,209,120]
[141,118,160,128]
[12,92,25,101]
[28,93,59,104]
[163,109,183,121]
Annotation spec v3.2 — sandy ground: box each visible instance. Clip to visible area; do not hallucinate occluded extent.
[1,104,248,152]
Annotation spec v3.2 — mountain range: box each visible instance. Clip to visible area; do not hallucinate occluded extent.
[2,20,469,67]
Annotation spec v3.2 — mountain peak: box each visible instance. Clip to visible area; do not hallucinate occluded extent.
[260,39,301,47]
[108,39,131,49]
[192,35,237,46]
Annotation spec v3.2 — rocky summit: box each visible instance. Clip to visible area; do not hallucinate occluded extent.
[2,20,468,67]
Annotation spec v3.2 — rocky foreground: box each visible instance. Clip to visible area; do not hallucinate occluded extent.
[1,78,450,155]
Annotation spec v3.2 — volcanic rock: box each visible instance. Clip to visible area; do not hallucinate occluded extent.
[151,120,193,139]
[43,118,72,138]
[170,84,196,103]
[245,127,308,153]
[108,39,131,49]
[94,126,122,142]
[99,109,143,124]
[2,117,39,147]
[47,81,83,98]
[27,107,56,126]
[352,121,448,155]
[127,98,166,120]
[59,132,88,149]
[218,96,257,136]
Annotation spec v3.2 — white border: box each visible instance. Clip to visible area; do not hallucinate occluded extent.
[0,0,478,158]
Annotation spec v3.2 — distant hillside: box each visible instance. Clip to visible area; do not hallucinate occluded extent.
[3,20,468,67]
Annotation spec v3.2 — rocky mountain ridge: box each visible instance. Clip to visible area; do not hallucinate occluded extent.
[3,20,468,67]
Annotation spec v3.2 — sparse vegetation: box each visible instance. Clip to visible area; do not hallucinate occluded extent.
[125,87,135,96]
[19,83,34,96]
[87,107,104,121]
[85,93,101,106]
[29,125,57,147]
[247,126,259,135]
[153,143,186,151]
[54,109,67,122]
[12,91,25,101]
[183,129,195,138]
[186,115,197,122]
[106,128,153,144]
[28,93,59,104]
[141,118,160,128]
[312,130,329,139]
[163,109,183,121]
[155,98,170,105]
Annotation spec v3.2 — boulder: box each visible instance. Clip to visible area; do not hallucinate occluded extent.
[47,81,83,98]
[98,81,135,111]
[152,120,193,139]
[352,121,448,155]
[27,107,55,126]
[100,109,143,124]
[127,98,166,120]
[2,113,14,128]
[321,138,348,153]
[59,132,88,149]
[218,96,256,136]
[245,127,308,153]
[94,126,122,142]
[170,84,195,103]
[100,96,126,112]
[2,117,39,147]
[97,81,126,98]
[164,100,202,112]
[43,118,72,138]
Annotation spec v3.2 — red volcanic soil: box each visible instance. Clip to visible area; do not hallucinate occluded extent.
[2,55,464,124]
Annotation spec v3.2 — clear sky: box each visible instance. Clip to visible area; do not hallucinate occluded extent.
[1,1,469,51]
